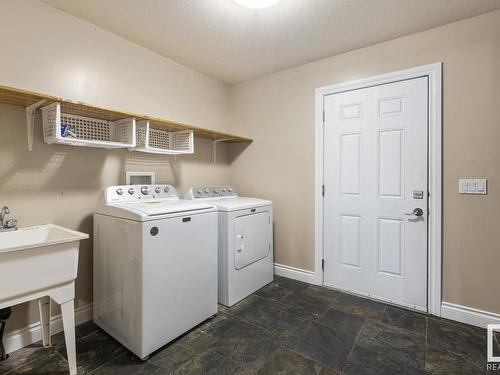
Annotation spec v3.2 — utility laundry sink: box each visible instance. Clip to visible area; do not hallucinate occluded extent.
[0,224,87,253]
[0,224,88,375]
[0,224,88,303]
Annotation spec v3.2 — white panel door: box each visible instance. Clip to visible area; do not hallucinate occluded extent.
[323,77,428,311]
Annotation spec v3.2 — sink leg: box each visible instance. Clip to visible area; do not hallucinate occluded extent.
[38,297,52,347]
[61,300,77,375]
[0,307,11,361]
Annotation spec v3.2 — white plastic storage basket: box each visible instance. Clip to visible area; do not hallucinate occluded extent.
[41,102,136,148]
[132,120,194,154]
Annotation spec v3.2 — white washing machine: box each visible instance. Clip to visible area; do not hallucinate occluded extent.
[185,186,273,306]
[93,184,218,359]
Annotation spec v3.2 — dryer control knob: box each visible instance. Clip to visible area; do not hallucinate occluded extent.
[116,188,124,195]
[128,188,135,195]
[164,187,170,193]
[141,186,150,195]
[204,188,210,193]
[155,187,161,193]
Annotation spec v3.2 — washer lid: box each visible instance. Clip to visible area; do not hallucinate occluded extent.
[96,199,214,221]
[124,200,213,216]
[210,197,272,212]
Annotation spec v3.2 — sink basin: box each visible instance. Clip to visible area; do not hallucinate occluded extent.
[0,224,88,253]
[0,224,88,375]
[0,224,88,304]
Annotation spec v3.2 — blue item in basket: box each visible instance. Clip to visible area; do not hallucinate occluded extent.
[61,124,77,138]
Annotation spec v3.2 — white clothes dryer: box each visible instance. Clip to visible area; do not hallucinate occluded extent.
[185,186,273,306]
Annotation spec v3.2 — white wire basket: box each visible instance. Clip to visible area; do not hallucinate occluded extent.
[41,102,136,148]
[132,120,194,154]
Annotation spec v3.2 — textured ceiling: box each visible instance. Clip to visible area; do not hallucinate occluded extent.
[41,0,500,83]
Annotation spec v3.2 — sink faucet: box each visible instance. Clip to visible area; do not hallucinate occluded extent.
[0,207,17,232]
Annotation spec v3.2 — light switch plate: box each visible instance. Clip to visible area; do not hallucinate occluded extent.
[459,178,487,194]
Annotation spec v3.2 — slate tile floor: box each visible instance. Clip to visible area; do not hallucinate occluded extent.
[0,276,495,375]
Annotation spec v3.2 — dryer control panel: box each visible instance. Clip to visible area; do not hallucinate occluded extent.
[185,186,238,200]
[105,185,178,203]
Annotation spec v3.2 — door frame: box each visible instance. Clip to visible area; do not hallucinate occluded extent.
[314,63,442,316]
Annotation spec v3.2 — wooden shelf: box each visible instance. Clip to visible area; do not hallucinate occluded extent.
[0,84,252,143]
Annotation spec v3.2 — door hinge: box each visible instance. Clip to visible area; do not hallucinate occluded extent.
[321,259,325,271]
[322,185,325,197]
[322,110,325,125]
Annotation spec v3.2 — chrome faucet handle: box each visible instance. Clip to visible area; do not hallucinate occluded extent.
[5,219,17,229]
[0,206,9,224]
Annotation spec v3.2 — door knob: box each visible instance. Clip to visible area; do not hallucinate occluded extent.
[405,208,424,217]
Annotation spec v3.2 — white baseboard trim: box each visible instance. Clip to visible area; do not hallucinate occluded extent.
[441,302,500,329]
[4,303,93,354]
[274,263,318,284]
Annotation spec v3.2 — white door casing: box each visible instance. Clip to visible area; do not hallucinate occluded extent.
[314,64,442,316]
[323,77,428,311]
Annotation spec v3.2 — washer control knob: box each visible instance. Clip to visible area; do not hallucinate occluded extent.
[116,188,124,195]
[222,188,227,192]
[155,187,161,193]
[204,188,210,193]
[141,186,150,195]
[128,188,135,195]
[164,187,170,193]
[228,187,233,192]
[197,189,203,194]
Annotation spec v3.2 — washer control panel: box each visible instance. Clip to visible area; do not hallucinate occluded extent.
[186,186,237,200]
[106,185,177,203]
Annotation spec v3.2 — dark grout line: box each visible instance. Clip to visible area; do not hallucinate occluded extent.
[208,305,280,338]
[225,294,311,332]
[86,351,127,375]
[2,346,65,375]
[230,312,277,335]
[427,314,487,335]
[53,348,69,364]
[341,318,366,373]
[2,364,22,375]
[425,316,428,346]
[281,344,336,372]
[77,329,100,342]
[2,358,33,375]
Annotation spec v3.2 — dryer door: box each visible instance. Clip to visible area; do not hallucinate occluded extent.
[234,211,271,270]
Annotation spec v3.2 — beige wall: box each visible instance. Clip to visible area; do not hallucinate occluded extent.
[228,10,500,314]
[0,0,231,334]
[1,0,500,338]
[0,0,229,133]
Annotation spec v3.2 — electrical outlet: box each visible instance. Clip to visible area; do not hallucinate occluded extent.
[459,179,487,195]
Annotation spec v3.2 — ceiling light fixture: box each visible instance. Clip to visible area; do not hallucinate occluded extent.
[233,0,281,9]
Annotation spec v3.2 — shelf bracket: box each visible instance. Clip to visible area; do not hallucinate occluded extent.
[212,138,234,164]
[26,100,47,151]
